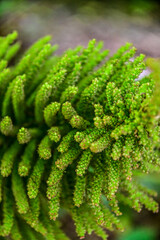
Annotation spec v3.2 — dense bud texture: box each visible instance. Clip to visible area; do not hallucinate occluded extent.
[0,32,160,240]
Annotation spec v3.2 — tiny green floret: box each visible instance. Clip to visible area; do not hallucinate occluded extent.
[0,116,13,136]
[17,127,31,144]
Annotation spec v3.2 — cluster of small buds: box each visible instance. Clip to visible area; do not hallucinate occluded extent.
[38,136,52,160]
[0,116,14,135]
[17,127,31,144]
[48,126,61,142]
[0,32,159,240]
[44,102,60,127]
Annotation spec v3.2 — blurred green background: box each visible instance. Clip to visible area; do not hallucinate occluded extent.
[0,0,160,239]
[0,0,160,56]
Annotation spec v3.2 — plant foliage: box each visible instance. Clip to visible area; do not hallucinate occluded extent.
[0,31,160,239]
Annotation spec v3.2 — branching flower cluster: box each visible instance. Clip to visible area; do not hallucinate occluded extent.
[0,32,160,240]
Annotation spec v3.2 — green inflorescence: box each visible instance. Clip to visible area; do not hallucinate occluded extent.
[0,31,160,240]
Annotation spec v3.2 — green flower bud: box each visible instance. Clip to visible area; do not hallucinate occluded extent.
[0,116,13,136]
[17,127,31,144]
